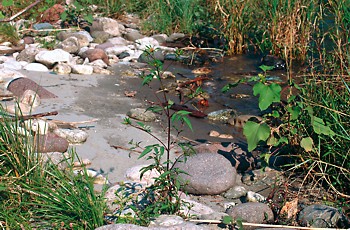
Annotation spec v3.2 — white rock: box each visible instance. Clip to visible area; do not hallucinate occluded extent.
[1,69,27,84]
[93,66,112,75]
[92,17,121,37]
[24,119,50,135]
[23,63,49,72]
[105,45,131,56]
[135,37,160,50]
[20,89,41,108]
[53,63,72,74]
[247,191,266,202]
[35,49,74,67]
[180,199,215,217]
[74,30,94,42]
[2,60,22,70]
[89,59,108,68]
[107,37,129,46]
[53,128,89,144]
[70,64,94,75]
[125,164,160,185]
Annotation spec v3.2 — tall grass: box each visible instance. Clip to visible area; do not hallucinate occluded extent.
[0,111,107,228]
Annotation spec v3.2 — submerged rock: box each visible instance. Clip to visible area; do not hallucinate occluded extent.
[127,108,157,122]
[207,109,237,123]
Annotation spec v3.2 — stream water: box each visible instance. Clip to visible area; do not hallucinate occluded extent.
[128,54,288,146]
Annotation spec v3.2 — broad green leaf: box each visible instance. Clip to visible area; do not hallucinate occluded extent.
[243,121,271,151]
[84,14,94,24]
[267,135,278,146]
[253,82,281,111]
[222,216,233,225]
[259,65,275,72]
[300,137,314,152]
[312,116,335,136]
[287,105,301,120]
[2,0,13,7]
[60,11,68,21]
[270,110,280,118]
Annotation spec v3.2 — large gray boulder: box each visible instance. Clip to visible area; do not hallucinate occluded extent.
[174,153,237,195]
[91,17,121,37]
[226,202,274,228]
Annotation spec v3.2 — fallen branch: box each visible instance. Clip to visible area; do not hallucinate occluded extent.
[0,0,43,22]
[0,111,58,121]
[163,102,207,118]
[111,145,143,154]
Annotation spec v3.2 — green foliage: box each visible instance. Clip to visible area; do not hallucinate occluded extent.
[0,23,20,45]
[0,111,107,228]
[243,121,271,152]
[253,81,281,111]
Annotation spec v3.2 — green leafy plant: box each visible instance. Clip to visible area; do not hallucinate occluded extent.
[118,47,196,225]
[223,65,349,199]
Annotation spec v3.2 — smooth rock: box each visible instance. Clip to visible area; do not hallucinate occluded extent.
[174,153,237,195]
[93,66,112,75]
[22,36,35,45]
[53,128,88,144]
[105,45,132,56]
[7,77,57,99]
[298,204,350,228]
[180,199,214,217]
[152,34,168,44]
[92,17,121,37]
[74,30,94,43]
[166,33,185,42]
[95,42,114,50]
[124,30,144,42]
[246,191,266,202]
[223,186,247,199]
[108,37,130,46]
[138,49,164,63]
[207,109,237,123]
[16,46,43,63]
[53,63,72,74]
[125,164,160,185]
[0,69,26,82]
[20,89,41,107]
[91,31,111,44]
[135,37,159,50]
[2,59,22,70]
[24,119,50,135]
[33,23,53,30]
[127,108,157,122]
[89,59,108,68]
[71,64,94,75]
[80,48,110,65]
[34,133,69,153]
[226,203,274,227]
[56,37,80,54]
[23,63,49,72]
[35,49,74,68]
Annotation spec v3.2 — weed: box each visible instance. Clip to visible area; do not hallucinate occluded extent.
[0,107,107,228]
[117,47,195,225]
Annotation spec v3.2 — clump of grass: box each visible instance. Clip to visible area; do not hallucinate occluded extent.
[0,23,20,45]
[0,109,107,228]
